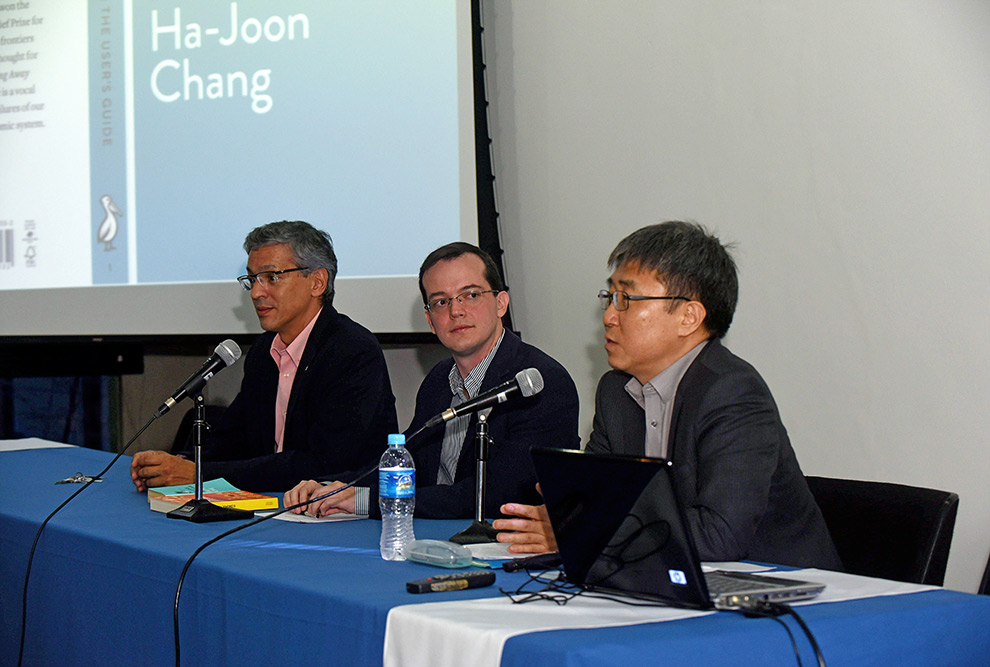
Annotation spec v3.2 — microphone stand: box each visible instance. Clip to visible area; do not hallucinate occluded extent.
[167,392,254,523]
[448,411,498,544]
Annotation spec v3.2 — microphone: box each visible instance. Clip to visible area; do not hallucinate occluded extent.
[423,368,543,428]
[155,340,242,418]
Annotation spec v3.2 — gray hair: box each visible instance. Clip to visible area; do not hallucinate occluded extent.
[243,220,338,305]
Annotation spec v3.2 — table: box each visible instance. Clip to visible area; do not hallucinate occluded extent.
[2,444,989,666]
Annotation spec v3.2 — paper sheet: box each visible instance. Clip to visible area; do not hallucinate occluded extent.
[0,438,76,452]
[262,510,364,523]
[466,542,515,561]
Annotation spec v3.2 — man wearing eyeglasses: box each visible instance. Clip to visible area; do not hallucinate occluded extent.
[494,222,841,570]
[130,220,398,492]
[286,242,580,519]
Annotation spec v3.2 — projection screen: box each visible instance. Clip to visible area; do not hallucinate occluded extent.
[0,0,478,337]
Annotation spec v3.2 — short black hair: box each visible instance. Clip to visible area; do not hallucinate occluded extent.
[609,221,738,338]
[243,221,338,305]
[418,242,506,305]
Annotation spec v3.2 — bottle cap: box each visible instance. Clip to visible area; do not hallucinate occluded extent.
[388,433,406,446]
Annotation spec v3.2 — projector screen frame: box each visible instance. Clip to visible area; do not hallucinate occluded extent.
[0,0,511,370]
[0,0,504,375]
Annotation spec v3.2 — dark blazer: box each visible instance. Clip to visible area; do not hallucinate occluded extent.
[587,339,842,570]
[189,306,398,492]
[382,329,580,519]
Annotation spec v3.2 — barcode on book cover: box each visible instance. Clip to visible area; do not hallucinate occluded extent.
[0,228,12,268]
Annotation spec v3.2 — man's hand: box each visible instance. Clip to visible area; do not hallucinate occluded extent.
[493,502,558,554]
[284,480,324,513]
[130,450,195,492]
[284,480,356,517]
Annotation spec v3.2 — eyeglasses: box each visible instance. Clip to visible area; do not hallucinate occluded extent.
[598,289,689,311]
[425,289,499,313]
[237,267,308,291]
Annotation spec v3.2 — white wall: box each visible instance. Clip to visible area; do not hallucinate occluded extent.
[485,0,990,592]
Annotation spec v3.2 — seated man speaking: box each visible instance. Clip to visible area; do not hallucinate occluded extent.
[130,220,398,492]
[286,242,580,518]
[495,222,842,569]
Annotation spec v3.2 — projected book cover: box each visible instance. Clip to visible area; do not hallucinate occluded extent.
[0,1,465,290]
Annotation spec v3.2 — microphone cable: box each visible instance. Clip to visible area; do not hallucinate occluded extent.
[172,464,379,667]
[17,339,240,666]
[169,375,530,666]
[172,408,472,667]
[171,410,460,666]
[16,415,158,667]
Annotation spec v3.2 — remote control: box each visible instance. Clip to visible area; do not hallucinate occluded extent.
[406,570,496,594]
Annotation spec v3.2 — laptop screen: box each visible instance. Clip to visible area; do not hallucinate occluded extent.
[531,447,713,609]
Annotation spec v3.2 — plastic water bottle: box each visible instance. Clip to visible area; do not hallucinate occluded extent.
[379,433,415,560]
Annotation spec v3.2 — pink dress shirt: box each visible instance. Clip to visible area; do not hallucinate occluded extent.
[269,309,321,452]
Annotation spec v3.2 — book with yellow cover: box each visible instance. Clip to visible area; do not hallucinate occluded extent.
[148,478,279,513]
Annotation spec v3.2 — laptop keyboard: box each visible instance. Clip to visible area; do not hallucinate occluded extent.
[704,572,779,595]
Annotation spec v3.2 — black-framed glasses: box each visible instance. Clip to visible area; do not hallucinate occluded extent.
[598,289,689,311]
[237,267,308,291]
[425,289,498,313]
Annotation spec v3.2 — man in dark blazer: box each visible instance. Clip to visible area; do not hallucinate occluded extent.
[285,242,580,519]
[130,221,397,492]
[495,222,841,570]
[399,326,578,518]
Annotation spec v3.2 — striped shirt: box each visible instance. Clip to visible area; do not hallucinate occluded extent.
[437,330,505,485]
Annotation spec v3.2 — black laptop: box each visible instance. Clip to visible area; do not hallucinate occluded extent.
[530,447,825,610]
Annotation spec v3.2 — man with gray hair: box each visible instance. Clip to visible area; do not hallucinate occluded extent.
[130,220,397,492]
[495,221,841,570]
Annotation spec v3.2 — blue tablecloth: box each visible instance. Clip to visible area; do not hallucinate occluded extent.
[2,444,989,666]
[0,445,506,666]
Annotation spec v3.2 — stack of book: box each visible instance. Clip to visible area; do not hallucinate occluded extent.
[148,478,278,513]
